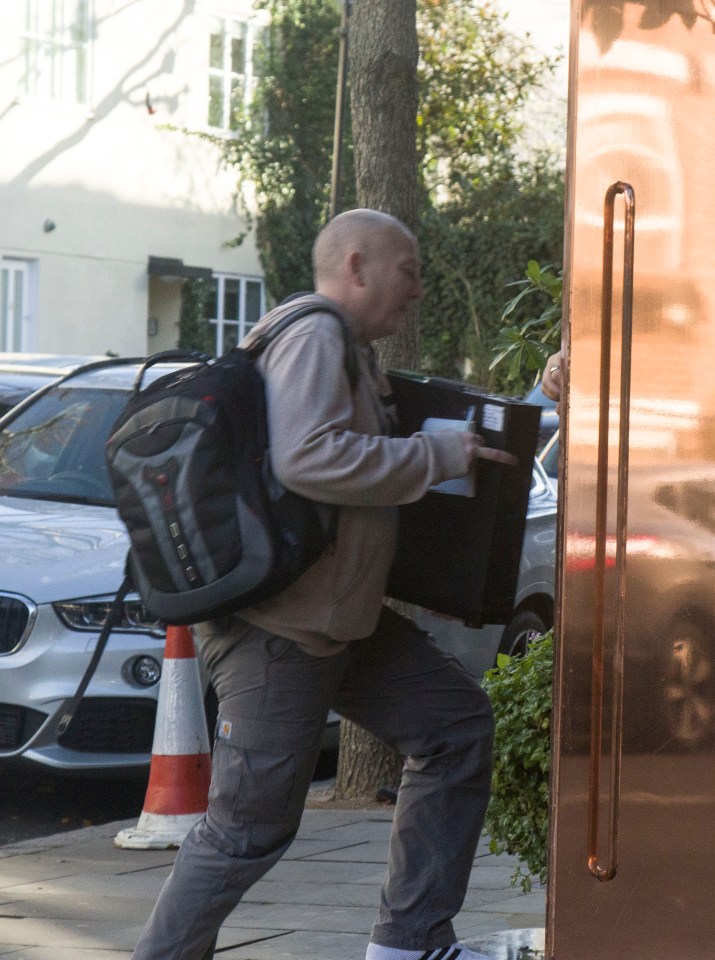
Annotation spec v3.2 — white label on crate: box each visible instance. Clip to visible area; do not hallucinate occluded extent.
[482,404,505,433]
[421,416,476,496]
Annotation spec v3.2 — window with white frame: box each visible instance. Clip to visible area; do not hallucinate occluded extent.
[1,260,33,352]
[207,14,262,131]
[23,0,91,106]
[205,275,264,354]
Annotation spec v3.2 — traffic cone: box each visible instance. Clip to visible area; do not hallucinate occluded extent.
[114,625,212,849]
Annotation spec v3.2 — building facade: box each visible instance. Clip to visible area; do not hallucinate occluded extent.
[0,0,267,358]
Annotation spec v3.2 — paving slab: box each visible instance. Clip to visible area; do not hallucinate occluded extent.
[0,807,545,959]
[260,857,389,886]
[0,894,135,923]
[0,950,134,959]
[460,886,533,910]
[0,915,137,951]
[303,840,397,863]
[247,877,383,909]
[222,901,378,934]
[214,929,373,960]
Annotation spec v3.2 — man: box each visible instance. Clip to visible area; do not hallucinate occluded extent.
[132,209,515,960]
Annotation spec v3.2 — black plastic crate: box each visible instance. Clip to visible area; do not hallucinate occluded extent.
[386,371,540,627]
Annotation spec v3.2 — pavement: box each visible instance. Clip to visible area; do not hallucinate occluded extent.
[0,790,546,960]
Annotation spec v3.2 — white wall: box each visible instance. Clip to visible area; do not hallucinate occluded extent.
[0,0,266,356]
[497,0,570,157]
[499,0,570,71]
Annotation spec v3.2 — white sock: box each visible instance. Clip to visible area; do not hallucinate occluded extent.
[366,944,491,960]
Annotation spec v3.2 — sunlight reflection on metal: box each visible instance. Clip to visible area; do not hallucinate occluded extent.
[467,927,546,960]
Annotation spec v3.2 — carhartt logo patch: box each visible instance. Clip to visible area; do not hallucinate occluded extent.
[217,719,233,741]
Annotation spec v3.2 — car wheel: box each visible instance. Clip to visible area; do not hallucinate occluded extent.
[496,609,548,662]
[661,617,715,750]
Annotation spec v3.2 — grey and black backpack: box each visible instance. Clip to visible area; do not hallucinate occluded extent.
[106,301,358,625]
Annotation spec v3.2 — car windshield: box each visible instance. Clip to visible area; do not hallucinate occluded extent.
[0,384,129,505]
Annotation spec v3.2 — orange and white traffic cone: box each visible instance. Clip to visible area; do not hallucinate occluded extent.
[114,625,212,850]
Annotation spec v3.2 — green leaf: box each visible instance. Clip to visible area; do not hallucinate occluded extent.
[526,259,542,283]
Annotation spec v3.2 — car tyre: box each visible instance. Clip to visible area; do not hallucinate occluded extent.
[496,609,548,662]
[660,616,715,750]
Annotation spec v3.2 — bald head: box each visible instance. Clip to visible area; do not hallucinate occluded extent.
[311,208,423,344]
[313,209,416,288]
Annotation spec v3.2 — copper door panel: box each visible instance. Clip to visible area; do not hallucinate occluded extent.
[548,2,715,958]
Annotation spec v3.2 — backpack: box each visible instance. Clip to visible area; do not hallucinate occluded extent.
[41,300,357,748]
[106,301,358,625]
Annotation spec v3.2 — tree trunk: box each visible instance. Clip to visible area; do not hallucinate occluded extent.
[334,0,420,803]
[350,0,419,371]
[335,718,402,801]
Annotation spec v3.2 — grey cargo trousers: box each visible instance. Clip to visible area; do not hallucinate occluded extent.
[132,606,494,960]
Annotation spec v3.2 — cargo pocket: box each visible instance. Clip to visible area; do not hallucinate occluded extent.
[209,738,303,826]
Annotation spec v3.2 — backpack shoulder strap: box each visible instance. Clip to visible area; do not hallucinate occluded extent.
[245,302,359,391]
[57,568,135,736]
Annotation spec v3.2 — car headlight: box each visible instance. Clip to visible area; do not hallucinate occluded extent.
[53,596,164,635]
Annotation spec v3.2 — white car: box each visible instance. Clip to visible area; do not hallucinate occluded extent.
[0,357,556,776]
[0,356,341,775]
[0,359,181,775]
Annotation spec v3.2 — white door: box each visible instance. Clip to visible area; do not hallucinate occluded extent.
[0,260,32,351]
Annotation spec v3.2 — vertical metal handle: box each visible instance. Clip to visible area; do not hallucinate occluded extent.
[587,181,635,882]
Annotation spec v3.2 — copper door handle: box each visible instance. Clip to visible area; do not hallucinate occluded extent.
[587,181,635,881]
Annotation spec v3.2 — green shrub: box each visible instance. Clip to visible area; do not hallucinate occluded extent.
[482,630,553,892]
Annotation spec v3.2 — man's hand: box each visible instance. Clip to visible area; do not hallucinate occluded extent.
[460,431,518,467]
[541,351,562,409]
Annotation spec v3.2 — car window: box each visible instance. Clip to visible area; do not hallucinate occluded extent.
[540,434,559,479]
[0,373,57,416]
[0,385,129,505]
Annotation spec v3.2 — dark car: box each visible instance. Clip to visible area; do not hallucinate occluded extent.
[542,431,715,750]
